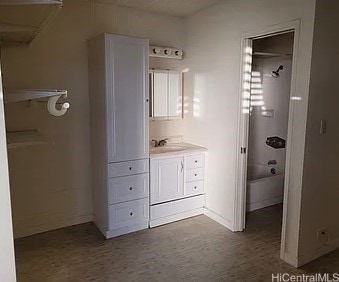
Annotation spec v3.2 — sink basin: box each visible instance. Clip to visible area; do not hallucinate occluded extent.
[150,142,207,156]
[150,145,187,154]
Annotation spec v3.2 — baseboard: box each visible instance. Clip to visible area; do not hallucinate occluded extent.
[281,250,299,267]
[150,208,204,228]
[297,239,339,267]
[247,196,283,212]
[105,222,149,238]
[204,207,233,231]
[14,214,93,239]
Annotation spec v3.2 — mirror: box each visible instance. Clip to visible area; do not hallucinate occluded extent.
[149,69,182,119]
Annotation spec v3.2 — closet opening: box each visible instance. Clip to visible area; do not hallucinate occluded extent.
[235,21,300,263]
[247,31,294,238]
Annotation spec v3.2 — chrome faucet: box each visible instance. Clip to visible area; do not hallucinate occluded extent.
[152,138,168,147]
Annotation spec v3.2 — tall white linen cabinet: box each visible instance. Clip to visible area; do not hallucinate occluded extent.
[88,34,150,238]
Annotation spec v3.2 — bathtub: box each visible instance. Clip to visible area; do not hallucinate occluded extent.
[246,164,284,212]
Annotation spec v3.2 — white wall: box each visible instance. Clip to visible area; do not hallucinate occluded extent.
[1,0,186,238]
[183,0,316,266]
[248,56,292,169]
[0,61,16,281]
[298,0,339,265]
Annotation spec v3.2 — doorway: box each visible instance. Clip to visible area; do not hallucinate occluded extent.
[247,32,294,214]
[235,21,301,262]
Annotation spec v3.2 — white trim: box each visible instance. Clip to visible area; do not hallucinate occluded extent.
[149,208,203,228]
[282,250,299,268]
[234,37,252,232]
[234,20,302,255]
[0,53,16,281]
[280,21,301,262]
[204,208,233,231]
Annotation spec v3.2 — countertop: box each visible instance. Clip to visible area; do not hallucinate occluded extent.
[150,142,207,158]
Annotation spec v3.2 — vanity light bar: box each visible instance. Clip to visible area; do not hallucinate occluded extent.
[149,46,183,60]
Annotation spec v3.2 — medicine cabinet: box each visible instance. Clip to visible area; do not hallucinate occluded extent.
[149,69,182,119]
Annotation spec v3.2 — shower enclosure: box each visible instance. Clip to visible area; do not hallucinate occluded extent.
[246,32,294,212]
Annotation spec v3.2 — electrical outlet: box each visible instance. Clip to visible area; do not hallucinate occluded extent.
[320,120,327,134]
[317,228,330,244]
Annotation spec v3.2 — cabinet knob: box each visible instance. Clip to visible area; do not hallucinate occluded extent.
[195,160,198,163]
[129,187,133,191]
[129,167,132,170]
[194,186,197,189]
[130,212,133,216]
[195,174,197,176]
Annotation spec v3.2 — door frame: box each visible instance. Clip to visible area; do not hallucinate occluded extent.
[234,20,301,257]
[0,57,17,280]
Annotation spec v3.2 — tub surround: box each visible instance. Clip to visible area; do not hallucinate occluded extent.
[149,142,207,228]
[247,164,284,212]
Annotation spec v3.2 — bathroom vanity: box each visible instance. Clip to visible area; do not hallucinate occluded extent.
[88,33,207,239]
[149,143,207,227]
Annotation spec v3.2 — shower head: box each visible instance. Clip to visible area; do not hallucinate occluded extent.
[272,65,284,78]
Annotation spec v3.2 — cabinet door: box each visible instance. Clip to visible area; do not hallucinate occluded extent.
[106,35,149,163]
[168,71,182,117]
[153,71,168,117]
[150,157,184,204]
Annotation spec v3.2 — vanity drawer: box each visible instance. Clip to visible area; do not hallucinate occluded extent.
[186,168,204,182]
[150,195,204,220]
[185,181,204,196]
[108,198,149,230]
[108,173,149,204]
[108,159,149,178]
[186,154,205,169]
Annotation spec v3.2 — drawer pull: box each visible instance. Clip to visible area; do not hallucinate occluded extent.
[129,167,132,170]
[195,174,197,176]
[195,160,198,163]
[194,186,197,189]
[130,212,134,216]
[129,187,133,191]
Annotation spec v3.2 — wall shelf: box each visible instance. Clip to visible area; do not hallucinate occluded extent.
[0,0,63,45]
[253,52,293,58]
[6,130,47,149]
[4,89,70,117]
[4,89,67,103]
[0,1,62,4]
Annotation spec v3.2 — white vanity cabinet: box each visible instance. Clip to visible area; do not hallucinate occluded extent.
[88,34,149,238]
[150,150,206,228]
[150,156,184,204]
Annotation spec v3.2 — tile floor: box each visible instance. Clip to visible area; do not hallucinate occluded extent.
[14,205,339,281]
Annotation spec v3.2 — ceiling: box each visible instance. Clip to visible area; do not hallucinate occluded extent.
[94,0,224,18]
